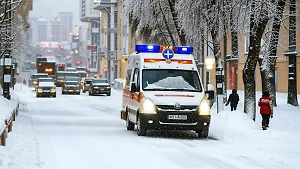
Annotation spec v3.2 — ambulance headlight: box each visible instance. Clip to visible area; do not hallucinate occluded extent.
[198,99,210,115]
[140,98,156,114]
[37,88,43,93]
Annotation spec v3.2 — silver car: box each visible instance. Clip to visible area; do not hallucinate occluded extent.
[82,77,93,93]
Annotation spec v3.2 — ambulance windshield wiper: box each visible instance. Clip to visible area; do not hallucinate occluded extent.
[145,88,196,91]
[165,88,196,92]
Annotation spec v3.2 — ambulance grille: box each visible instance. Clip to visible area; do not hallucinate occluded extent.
[157,105,197,111]
[42,87,52,90]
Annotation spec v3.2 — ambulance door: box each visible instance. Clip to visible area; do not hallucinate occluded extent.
[129,68,140,123]
[123,69,132,112]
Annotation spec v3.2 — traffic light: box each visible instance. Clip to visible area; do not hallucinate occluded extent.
[85,68,90,72]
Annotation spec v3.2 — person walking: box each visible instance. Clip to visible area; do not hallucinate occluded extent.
[258,90,273,130]
[225,89,239,111]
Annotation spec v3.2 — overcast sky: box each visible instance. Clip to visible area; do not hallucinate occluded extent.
[29,0,82,29]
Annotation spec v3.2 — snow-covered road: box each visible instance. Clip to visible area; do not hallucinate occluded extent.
[4,83,299,169]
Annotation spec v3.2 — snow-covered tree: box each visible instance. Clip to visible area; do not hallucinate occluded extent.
[124,0,186,46]
[258,0,286,107]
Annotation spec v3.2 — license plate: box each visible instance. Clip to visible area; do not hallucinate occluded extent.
[68,90,74,92]
[100,88,104,90]
[44,90,50,92]
[167,115,187,120]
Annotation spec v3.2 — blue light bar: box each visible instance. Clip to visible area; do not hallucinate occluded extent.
[135,44,161,53]
[173,46,193,54]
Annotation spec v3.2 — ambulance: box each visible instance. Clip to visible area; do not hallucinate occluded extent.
[121,44,214,138]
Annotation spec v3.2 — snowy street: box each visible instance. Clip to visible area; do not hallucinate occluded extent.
[1,83,299,169]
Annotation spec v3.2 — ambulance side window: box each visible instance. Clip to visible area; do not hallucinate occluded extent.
[131,68,140,91]
[125,69,132,89]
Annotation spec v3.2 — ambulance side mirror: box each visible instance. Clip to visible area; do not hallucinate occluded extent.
[130,82,139,92]
[205,84,215,107]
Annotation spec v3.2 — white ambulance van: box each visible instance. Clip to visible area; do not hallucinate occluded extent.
[121,44,214,138]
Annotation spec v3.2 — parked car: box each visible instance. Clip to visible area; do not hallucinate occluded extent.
[36,78,56,97]
[62,76,80,95]
[81,77,93,93]
[89,78,111,96]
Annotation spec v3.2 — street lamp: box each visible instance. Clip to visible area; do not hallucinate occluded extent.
[205,56,225,113]
[204,57,215,88]
[204,57,215,71]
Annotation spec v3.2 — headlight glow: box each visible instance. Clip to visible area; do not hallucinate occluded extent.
[140,98,156,114]
[37,88,43,93]
[94,86,99,89]
[198,99,210,115]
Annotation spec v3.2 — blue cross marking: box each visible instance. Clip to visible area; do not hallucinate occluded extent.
[162,49,174,59]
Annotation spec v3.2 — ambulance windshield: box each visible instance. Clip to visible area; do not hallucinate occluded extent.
[142,69,202,92]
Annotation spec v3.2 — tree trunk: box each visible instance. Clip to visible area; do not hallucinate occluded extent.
[286,0,299,106]
[258,0,286,107]
[243,1,269,120]
[167,0,186,45]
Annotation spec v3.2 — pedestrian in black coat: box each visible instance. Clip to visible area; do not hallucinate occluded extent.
[225,89,239,111]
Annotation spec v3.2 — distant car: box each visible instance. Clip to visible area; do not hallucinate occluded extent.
[29,73,49,90]
[62,76,80,95]
[113,78,125,90]
[36,78,56,97]
[66,67,77,72]
[89,78,111,96]
[22,67,30,72]
[81,77,93,93]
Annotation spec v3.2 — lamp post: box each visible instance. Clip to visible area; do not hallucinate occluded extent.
[204,57,215,88]
[205,57,226,113]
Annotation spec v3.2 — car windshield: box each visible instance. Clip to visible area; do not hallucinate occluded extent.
[85,79,93,84]
[142,69,202,92]
[56,71,79,78]
[39,78,53,82]
[65,77,79,82]
[32,74,48,79]
[93,79,108,83]
[65,81,79,85]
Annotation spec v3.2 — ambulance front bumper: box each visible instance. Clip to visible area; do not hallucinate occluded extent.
[140,113,210,131]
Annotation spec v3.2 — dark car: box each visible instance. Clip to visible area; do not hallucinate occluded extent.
[81,77,93,93]
[62,76,80,95]
[89,78,111,96]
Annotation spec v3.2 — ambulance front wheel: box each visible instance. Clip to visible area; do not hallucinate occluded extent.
[196,129,209,138]
[137,114,147,136]
[126,111,134,130]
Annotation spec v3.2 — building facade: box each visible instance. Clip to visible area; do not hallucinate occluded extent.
[51,18,61,42]
[37,17,47,42]
[80,0,101,71]
[57,12,73,42]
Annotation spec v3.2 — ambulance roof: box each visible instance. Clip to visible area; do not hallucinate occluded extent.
[127,44,197,70]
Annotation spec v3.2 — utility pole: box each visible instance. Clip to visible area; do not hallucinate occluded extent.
[94,0,117,83]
